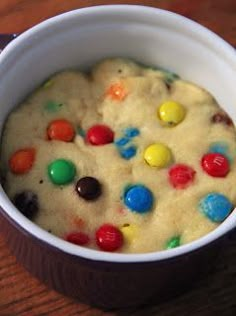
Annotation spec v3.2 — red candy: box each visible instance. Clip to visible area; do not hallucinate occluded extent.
[211,113,233,126]
[47,119,75,142]
[96,224,123,252]
[169,164,196,189]
[66,232,90,246]
[87,124,114,145]
[201,153,229,177]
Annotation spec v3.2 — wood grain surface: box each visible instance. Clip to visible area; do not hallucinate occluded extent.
[0,1,236,315]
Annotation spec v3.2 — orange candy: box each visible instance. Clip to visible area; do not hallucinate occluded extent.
[47,119,75,142]
[9,148,35,174]
[73,217,85,229]
[106,82,127,101]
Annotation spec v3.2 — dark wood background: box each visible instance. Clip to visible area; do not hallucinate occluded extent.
[0,1,236,315]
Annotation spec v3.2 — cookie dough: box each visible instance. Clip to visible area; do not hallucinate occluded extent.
[1,58,235,253]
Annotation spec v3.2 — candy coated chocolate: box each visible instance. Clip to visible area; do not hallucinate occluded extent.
[124,185,153,213]
[48,159,76,185]
[115,137,130,147]
[76,177,102,201]
[47,119,75,142]
[166,236,181,249]
[13,191,39,219]
[124,127,140,138]
[96,224,123,251]
[44,100,63,113]
[87,124,114,145]
[199,193,233,222]
[211,112,233,126]
[169,164,196,189]
[119,145,137,160]
[144,143,172,168]
[158,101,185,126]
[66,232,90,246]
[120,223,138,243]
[9,148,35,175]
[201,153,229,177]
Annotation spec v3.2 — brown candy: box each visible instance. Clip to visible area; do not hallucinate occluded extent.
[13,191,39,219]
[76,177,102,201]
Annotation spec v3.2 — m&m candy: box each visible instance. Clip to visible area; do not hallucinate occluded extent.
[124,127,140,138]
[48,159,76,185]
[44,100,63,113]
[47,119,75,142]
[123,184,153,213]
[66,232,90,246]
[211,112,233,126]
[209,142,228,155]
[201,153,229,177]
[162,70,180,85]
[76,126,86,138]
[106,82,127,101]
[9,148,35,174]
[169,164,196,189]
[13,191,39,219]
[76,177,102,201]
[115,127,140,160]
[43,79,53,89]
[209,142,232,163]
[144,143,172,168]
[199,193,233,222]
[158,101,186,126]
[115,137,130,147]
[120,223,138,243]
[119,145,137,160]
[96,224,123,251]
[87,124,114,145]
[166,236,181,249]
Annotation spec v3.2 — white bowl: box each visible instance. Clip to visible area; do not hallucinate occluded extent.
[0,5,235,308]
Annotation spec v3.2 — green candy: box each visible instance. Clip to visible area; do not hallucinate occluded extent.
[44,100,63,113]
[48,159,76,185]
[76,126,86,137]
[162,70,180,84]
[166,236,181,249]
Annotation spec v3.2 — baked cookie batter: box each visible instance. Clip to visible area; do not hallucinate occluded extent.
[1,58,235,253]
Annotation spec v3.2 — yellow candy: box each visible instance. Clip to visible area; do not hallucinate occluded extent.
[144,143,172,168]
[120,224,138,243]
[158,101,186,126]
[43,79,53,88]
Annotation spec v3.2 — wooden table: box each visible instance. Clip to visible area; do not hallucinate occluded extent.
[0,1,236,315]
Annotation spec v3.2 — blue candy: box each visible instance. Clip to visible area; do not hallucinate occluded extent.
[208,142,232,162]
[199,193,233,222]
[119,146,137,160]
[124,127,140,138]
[124,184,153,213]
[115,137,130,147]
[115,127,140,160]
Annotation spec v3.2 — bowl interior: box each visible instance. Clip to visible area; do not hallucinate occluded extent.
[0,5,236,262]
